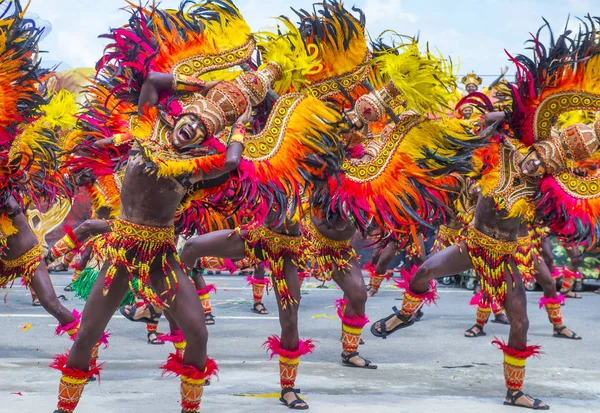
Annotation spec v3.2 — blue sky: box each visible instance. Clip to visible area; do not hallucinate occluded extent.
[27,0,595,87]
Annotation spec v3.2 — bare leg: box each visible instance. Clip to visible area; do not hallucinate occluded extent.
[373,242,472,334]
[153,256,208,369]
[535,258,580,339]
[251,263,269,314]
[272,257,307,408]
[503,261,548,408]
[66,265,130,370]
[28,262,75,326]
[179,230,246,270]
[368,243,396,297]
[333,257,374,367]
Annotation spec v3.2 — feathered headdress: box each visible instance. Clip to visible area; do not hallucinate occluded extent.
[507,15,600,146]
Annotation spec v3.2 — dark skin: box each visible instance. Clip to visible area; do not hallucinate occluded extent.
[562,245,583,298]
[1,196,76,328]
[372,113,547,408]
[178,219,307,408]
[368,236,426,297]
[308,214,375,369]
[63,74,245,380]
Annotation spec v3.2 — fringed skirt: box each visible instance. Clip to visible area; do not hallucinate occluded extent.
[91,218,179,307]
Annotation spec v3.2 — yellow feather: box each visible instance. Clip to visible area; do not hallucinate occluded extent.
[373,41,456,116]
[38,90,79,131]
[256,18,323,94]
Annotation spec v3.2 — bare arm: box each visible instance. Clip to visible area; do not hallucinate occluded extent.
[189,105,252,182]
[138,72,221,115]
[138,72,175,115]
[484,111,506,128]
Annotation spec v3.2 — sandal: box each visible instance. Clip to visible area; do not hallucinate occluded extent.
[63,283,74,292]
[415,309,424,322]
[252,302,269,315]
[504,390,549,410]
[491,313,510,325]
[32,298,41,307]
[280,388,308,410]
[119,304,162,324]
[205,312,215,325]
[49,263,69,273]
[562,290,582,299]
[464,325,486,338]
[370,306,414,339]
[341,352,377,369]
[553,326,582,340]
[147,329,165,345]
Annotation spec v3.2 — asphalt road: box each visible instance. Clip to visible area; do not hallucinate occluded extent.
[1,272,598,413]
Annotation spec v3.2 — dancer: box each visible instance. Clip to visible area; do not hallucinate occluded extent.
[371,19,600,407]
[0,2,81,342]
[51,1,291,410]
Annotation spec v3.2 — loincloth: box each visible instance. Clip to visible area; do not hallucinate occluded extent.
[465,226,517,307]
[92,218,179,307]
[0,244,43,289]
[238,225,303,309]
[302,218,357,283]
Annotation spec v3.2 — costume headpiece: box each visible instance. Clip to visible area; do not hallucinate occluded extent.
[533,122,600,174]
[507,16,600,146]
[461,72,482,87]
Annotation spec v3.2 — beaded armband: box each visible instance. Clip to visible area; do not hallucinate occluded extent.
[172,73,206,92]
[229,122,246,146]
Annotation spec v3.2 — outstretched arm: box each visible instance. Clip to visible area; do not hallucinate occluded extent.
[138,72,220,115]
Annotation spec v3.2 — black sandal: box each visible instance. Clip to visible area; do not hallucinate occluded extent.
[491,314,510,325]
[341,352,377,369]
[280,388,308,410]
[464,325,486,338]
[64,283,74,292]
[147,329,165,345]
[504,390,549,410]
[252,302,269,315]
[553,325,582,340]
[119,304,162,324]
[415,309,424,322]
[205,312,215,325]
[565,291,582,299]
[370,306,414,339]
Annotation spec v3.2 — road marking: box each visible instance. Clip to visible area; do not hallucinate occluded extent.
[0,313,279,320]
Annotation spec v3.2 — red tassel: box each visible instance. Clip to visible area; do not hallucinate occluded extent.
[161,352,218,381]
[395,265,437,305]
[196,285,217,296]
[159,330,185,343]
[55,309,81,339]
[492,338,542,359]
[50,352,102,378]
[335,298,369,328]
[63,225,82,249]
[263,335,316,359]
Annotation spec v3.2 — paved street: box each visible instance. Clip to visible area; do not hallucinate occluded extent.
[1,272,599,413]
